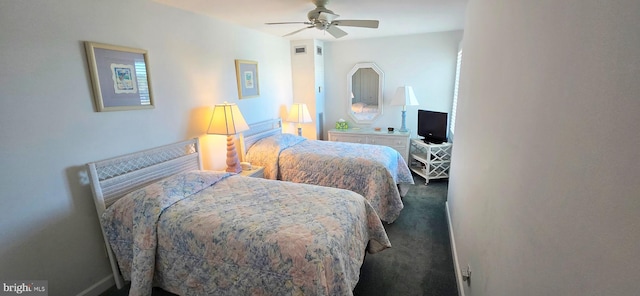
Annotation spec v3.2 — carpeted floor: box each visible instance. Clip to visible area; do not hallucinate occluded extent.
[353,177,458,296]
[100,175,458,296]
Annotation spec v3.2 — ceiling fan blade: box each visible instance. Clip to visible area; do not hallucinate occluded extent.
[318,11,339,23]
[332,20,379,28]
[326,25,348,38]
[266,21,311,25]
[283,26,314,37]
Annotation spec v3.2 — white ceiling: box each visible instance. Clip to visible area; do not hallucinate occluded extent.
[153,0,468,42]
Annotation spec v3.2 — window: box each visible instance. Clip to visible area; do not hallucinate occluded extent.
[450,48,463,136]
[134,60,151,105]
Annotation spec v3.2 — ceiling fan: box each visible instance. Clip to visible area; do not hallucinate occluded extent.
[265,0,379,39]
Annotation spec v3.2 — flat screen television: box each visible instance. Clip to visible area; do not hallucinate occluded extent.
[418,110,448,144]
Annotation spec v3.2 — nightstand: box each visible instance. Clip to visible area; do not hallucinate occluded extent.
[239,166,265,178]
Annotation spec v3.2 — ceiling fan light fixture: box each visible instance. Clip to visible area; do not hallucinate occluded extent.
[308,7,334,21]
[267,0,379,39]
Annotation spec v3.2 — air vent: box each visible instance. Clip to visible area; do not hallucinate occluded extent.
[294,46,306,54]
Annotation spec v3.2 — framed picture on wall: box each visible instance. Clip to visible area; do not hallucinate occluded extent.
[235,59,259,99]
[84,41,154,112]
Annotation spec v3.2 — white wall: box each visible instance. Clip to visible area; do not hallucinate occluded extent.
[0,0,292,294]
[290,39,325,139]
[323,31,463,138]
[314,40,326,139]
[448,0,640,295]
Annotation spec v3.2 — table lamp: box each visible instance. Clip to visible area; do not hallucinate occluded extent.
[207,102,249,173]
[287,103,312,136]
[390,85,419,132]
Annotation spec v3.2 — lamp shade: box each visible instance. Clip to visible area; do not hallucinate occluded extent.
[287,103,312,123]
[207,102,249,135]
[391,86,419,106]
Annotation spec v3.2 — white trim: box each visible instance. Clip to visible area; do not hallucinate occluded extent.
[75,274,114,296]
[86,138,202,289]
[450,48,462,139]
[446,201,465,296]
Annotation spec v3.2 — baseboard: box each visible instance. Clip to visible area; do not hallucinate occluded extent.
[76,274,114,296]
[446,201,466,296]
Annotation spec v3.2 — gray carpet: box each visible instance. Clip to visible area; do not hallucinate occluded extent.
[353,177,458,296]
[101,176,458,296]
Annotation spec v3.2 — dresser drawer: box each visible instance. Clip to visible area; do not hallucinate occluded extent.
[327,129,410,162]
[367,136,408,148]
[329,134,366,144]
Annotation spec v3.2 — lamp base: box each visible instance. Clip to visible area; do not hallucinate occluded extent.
[225,135,242,173]
[399,110,408,132]
[297,127,303,137]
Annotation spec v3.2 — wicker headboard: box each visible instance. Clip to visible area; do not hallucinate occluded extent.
[86,138,202,288]
[239,118,282,161]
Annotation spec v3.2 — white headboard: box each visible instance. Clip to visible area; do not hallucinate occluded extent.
[239,118,282,161]
[86,138,202,288]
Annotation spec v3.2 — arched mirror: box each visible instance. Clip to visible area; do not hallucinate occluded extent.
[347,62,384,124]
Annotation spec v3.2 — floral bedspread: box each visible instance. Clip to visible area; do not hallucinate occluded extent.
[246,134,414,223]
[101,170,391,296]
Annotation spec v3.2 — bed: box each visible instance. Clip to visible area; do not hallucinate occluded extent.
[240,119,414,223]
[87,138,391,295]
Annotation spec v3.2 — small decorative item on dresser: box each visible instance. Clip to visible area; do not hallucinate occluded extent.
[335,119,348,129]
[388,127,394,132]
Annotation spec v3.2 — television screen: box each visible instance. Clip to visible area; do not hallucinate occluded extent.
[418,110,448,143]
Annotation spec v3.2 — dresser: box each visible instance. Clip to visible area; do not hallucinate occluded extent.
[327,128,411,162]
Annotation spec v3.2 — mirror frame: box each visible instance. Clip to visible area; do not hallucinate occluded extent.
[347,62,384,124]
